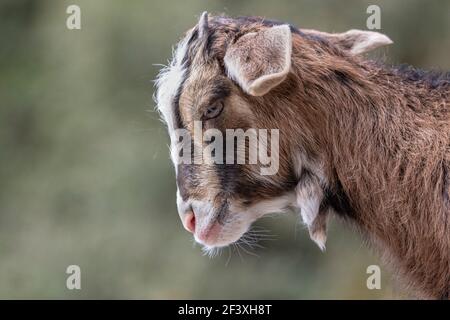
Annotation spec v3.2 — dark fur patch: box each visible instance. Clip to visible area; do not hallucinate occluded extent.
[333,70,352,87]
[393,64,450,89]
[177,163,205,202]
[322,181,354,218]
[172,84,185,129]
[172,28,202,129]
[215,199,229,225]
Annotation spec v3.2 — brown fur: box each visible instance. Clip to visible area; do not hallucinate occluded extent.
[288,34,450,299]
[270,26,449,299]
[159,15,450,299]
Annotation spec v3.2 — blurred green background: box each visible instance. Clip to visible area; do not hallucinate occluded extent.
[0,0,449,299]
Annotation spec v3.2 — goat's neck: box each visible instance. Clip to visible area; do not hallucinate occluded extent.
[292,61,449,299]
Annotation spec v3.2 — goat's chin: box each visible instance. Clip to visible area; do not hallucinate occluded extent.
[196,231,244,249]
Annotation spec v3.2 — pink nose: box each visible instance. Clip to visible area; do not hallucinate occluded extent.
[183,211,196,233]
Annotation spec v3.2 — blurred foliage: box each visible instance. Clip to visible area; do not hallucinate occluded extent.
[0,0,448,299]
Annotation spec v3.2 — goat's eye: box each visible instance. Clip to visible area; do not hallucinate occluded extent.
[203,102,224,120]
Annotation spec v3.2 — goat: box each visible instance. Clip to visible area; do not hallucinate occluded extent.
[155,12,450,299]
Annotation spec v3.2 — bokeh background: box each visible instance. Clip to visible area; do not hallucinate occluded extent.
[1,0,449,299]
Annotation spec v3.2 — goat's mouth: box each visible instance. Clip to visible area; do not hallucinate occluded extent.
[193,215,252,250]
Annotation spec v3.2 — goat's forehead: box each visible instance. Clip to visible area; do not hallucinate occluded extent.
[157,45,225,132]
[155,17,243,128]
[180,64,223,101]
[156,17,279,135]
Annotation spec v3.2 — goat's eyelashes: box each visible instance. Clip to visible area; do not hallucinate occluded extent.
[202,101,224,120]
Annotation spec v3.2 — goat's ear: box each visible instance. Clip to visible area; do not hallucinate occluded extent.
[224,25,292,96]
[340,29,393,54]
[302,29,393,55]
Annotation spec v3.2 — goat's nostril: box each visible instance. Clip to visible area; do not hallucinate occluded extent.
[183,212,196,234]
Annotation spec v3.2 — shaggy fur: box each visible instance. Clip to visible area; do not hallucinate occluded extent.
[156,14,449,299]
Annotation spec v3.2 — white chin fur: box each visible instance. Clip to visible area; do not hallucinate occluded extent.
[194,194,295,252]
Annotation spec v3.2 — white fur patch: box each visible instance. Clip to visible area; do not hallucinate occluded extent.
[185,193,295,250]
[296,182,323,227]
[293,152,329,250]
[155,31,194,171]
[242,193,296,219]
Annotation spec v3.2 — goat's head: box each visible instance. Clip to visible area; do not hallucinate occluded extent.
[155,12,392,252]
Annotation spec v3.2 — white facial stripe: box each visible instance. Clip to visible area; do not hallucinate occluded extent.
[155,31,194,171]
[240,192,296,219]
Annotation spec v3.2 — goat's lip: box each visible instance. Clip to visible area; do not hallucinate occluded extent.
[194,222,221,245]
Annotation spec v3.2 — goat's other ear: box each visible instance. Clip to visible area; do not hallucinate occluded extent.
[224,25,292,96]
[302,29,393,55]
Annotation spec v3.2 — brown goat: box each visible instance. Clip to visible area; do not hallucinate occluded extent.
[156,13,450,299]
